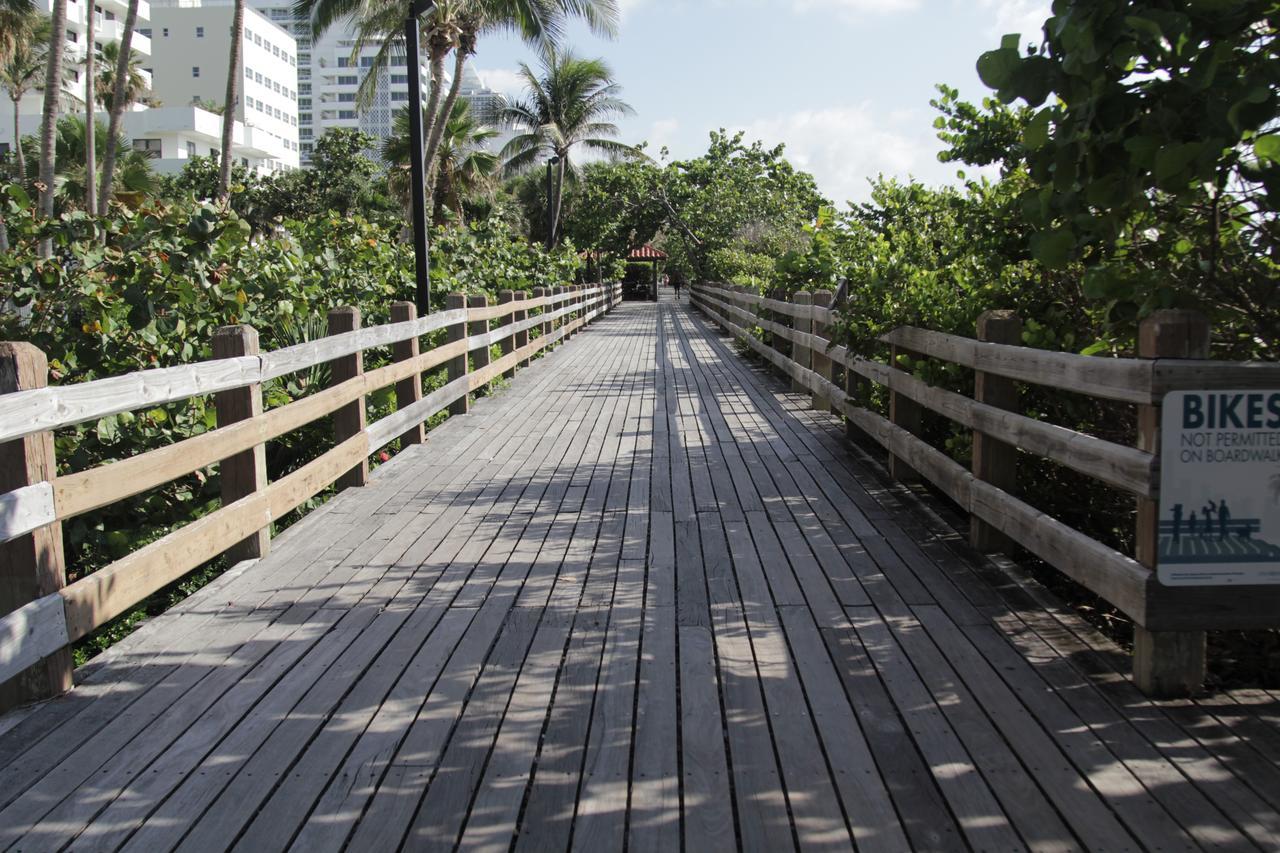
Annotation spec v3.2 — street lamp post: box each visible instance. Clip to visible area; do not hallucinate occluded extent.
[405,0,435,314]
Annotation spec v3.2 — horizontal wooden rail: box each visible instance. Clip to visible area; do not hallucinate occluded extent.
[695,287,1156,497]
[0,283,622,688]
[0,286,608,446]
[692,283,1280,642]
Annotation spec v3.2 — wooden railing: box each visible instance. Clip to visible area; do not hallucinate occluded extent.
[692,282,1280,696]
[0,283,622,705]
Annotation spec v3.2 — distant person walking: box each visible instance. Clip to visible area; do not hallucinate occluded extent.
[1219,500,1231,540]
[672,278,682,300]
[1171,504,1183,542]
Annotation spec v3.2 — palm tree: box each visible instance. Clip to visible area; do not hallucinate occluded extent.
[501,46,636,246]
[36,0,68,245]
[21,114,155,209]
[296,0,616,220]
[421,0,618,200]
[94,42,149,113]
[384,97,496,223]
[0,12,52,182]
[0,0,35,66]
[217,0,245,199]
[98,0,142,213]
[83,0,95,213]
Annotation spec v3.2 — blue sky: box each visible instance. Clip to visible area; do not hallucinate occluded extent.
[471,0,1051,206]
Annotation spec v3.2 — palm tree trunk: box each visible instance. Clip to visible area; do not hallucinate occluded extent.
[84,1,95,214]
[416,33,448,208]
[99,0,139,214]
[12,97,24,181]
[217,0,244,200]
[423,39,466,201]
[37,0,68,254]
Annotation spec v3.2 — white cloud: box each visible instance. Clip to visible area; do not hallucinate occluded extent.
[792,0,918,13]
[978,0,1051,43]
[730,104,981,205]
[475,67,525,98]
[646,118,680,153]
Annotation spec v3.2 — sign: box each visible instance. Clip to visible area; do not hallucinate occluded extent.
[1158,390,1280,585]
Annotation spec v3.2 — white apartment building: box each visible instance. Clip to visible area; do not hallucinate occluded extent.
[147,0,299,171]
[251,1,424,164]
[2,105,287,175]
[18,0,154,114]
[249,3,510,165]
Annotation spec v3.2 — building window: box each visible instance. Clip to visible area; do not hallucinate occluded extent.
[337,56,350,68]
[273,46,281,57]
[338,92,355,102]
[300,128,312,139]
[391,55,406,66]
[391,74,407,85]
[254,72,263,83]
[337,75,357,86]
[245,27,253,40]
[186,141,197,156]
[137,27,151,37]
[254,34,262,46]
[162,27,169,37]
[290,56,297,67]
[192,66,200,77]
[245,65,253,77]
[299,83,310,94]
[133,138,162,159]
[391,91,408,101]
[299,97,310,108]
[360,56,374,68]
[301,142,313,153]
[195,26,204,37]
[274,107,282,119]
[300,112,312,122]
[338,110,356,119]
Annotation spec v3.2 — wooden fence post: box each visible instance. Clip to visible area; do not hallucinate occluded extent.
[812,290,834,412]
[554,286,566,340]
[447,293,469,416]
[970,310,1023,553]
[1134,309,1210,697]
[498,290,516,379]
[0,343,73,710]
[791,291,812,394]
[469,294,490,397]
[515,292,531,368]
[390,301,425,448]
[327,307,368,489]
[532,287,547,345]
[889,342,923,483]
[212,325,270,562]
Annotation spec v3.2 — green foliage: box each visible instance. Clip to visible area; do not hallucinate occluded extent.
[965,0,1279,356]
[431,203,583,295]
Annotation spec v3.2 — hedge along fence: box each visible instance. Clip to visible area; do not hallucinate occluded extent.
[692,281,1280,698]
[0,283,622,709]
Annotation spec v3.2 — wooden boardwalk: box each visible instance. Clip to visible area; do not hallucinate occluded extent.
[2,294,1280,851]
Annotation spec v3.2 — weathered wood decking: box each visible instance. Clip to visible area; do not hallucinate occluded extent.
[2,294,1279,851]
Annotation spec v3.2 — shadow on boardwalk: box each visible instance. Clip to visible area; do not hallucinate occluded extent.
[2,295,1280,851]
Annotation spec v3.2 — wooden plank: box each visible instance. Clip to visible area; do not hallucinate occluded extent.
[0,593,68,687]
[58,431,369,640]
[882,325,1154,404]
[819,625,967,852]
[0,342,71,711]
[848,354,1156,498]
[677,625,737,853]
[709,603,795,852]
[212,324,269,561]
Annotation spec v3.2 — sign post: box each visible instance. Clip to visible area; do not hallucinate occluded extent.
[1158,389,1280,586]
